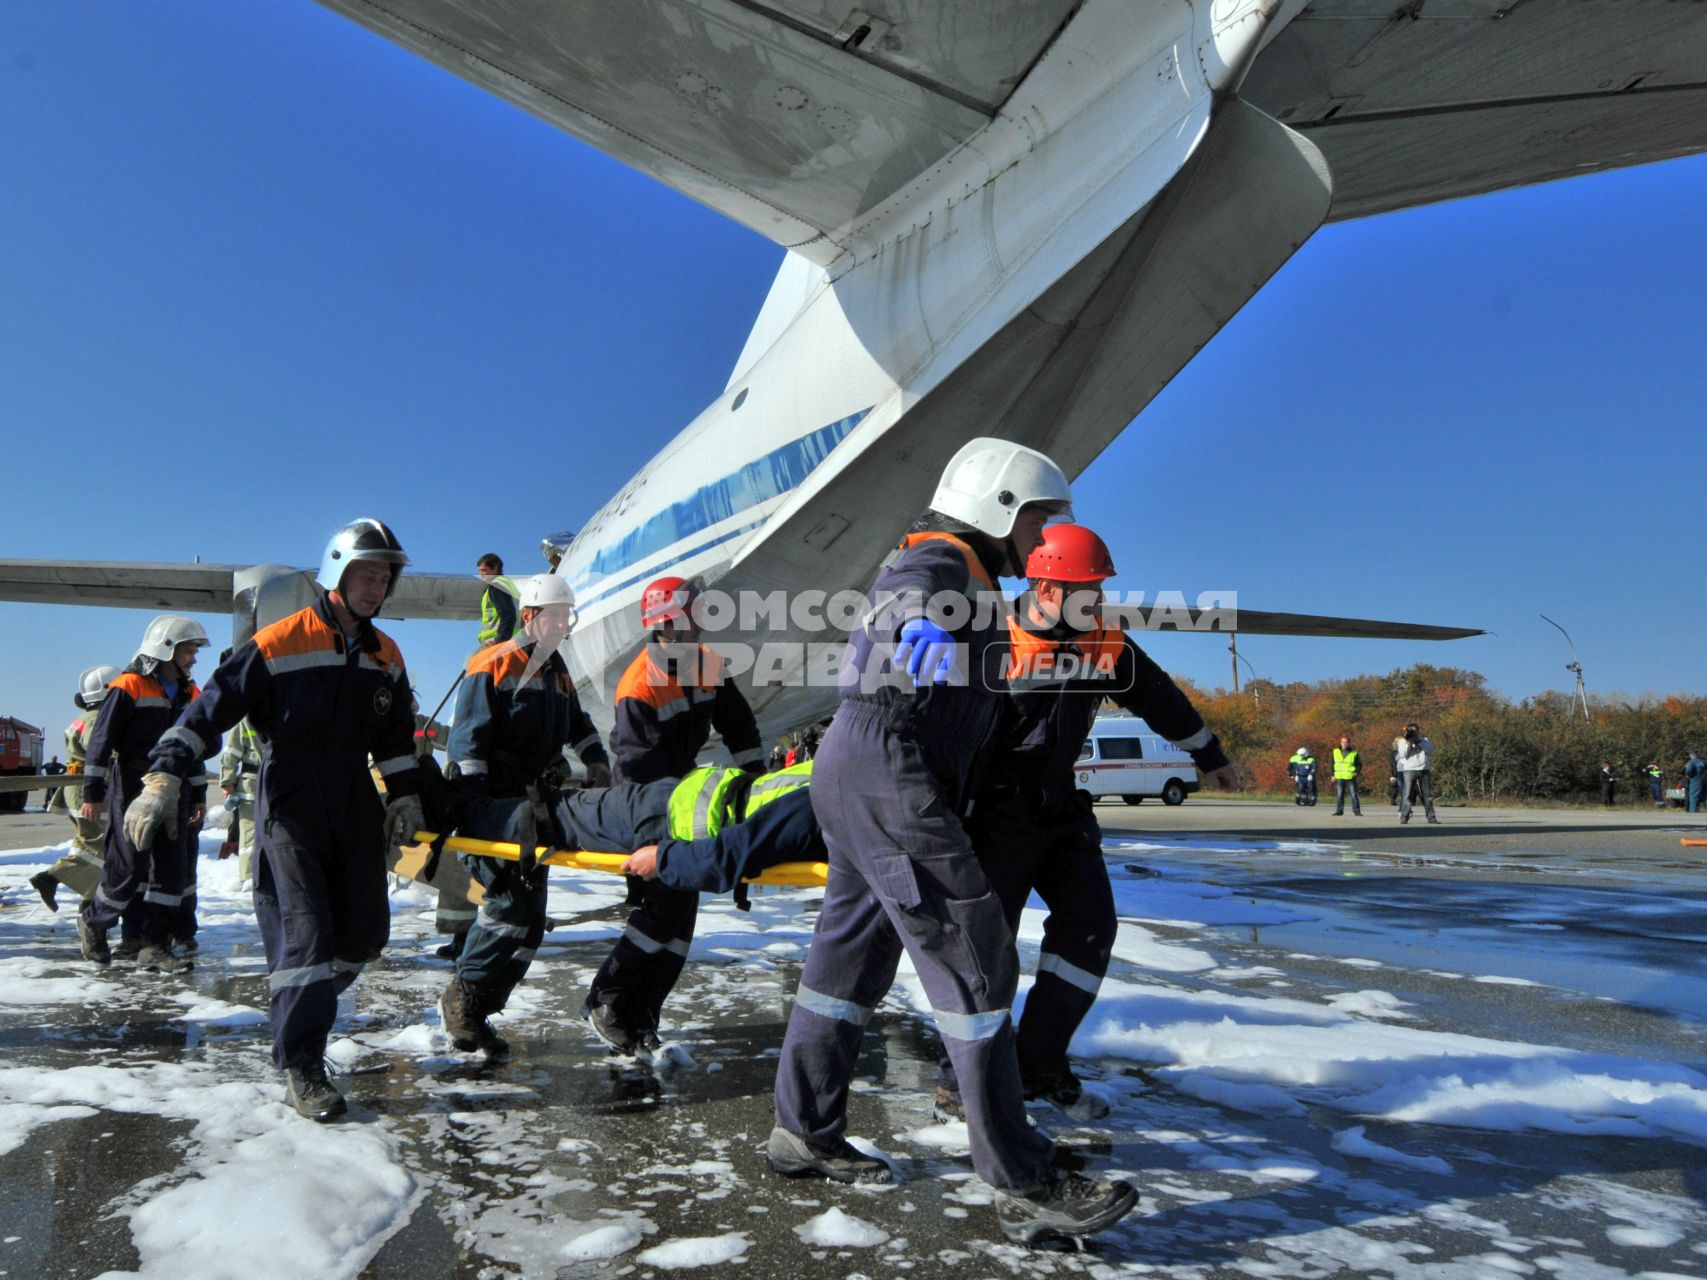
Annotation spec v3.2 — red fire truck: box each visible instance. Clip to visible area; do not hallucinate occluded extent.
[1,716,46,814]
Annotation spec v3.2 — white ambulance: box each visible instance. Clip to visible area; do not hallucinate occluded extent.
[1074,714,1200,806]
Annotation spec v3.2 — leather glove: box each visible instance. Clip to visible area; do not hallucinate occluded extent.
[895,617,957,686]
[383,794,426,852]
[123,772,182,851]
[218,839,238,860]
[584,761,612,789]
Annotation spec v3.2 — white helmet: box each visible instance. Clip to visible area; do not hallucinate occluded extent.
[137,615,211,663]
[316,518,409,598]
[1296,746,1308,755]
[518,573,576,611]
[74,664,122,711]
[928,437,1073,537]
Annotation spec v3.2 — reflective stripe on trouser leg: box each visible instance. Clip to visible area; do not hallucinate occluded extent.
[585,879,698,1026]
[253,818,388,1071]
[457,854,547,1006]
[1015,825,1115,1080]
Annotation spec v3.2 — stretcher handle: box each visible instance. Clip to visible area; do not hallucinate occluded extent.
[411,830,829,887]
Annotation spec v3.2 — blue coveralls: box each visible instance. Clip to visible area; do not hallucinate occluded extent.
[80,666,206,947]
[447,637,609,1009]
[148,596,418,1071]
[590,645,762,1033]
[943,617,1227,1095]
[1687,758,1707,813]
[774,531,1055,1194]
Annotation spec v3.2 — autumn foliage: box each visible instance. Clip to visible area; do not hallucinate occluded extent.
[1181,664,1707,804]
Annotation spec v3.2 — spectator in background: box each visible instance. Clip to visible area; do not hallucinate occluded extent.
[1599,762,1616,807]
[1685,752,1705,814]
[1394,723,1438,824]
[1330,734,1362,817]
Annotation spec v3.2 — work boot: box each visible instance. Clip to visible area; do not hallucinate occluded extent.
[435,931,468,961]
[765,1126,893,1185]
[284,1061,347,1122]
[440,977,480,1051]
[1023,1069,1110,1120]
[582,1000,639,1054]
[174,934,200,954]
[137,942,193,975]
[29,872,59,912]
[932,1086,966,1124]
[76,916,110,965]
[995,1168,1138,1244]
[112,936,143,961]
[1427,816,1441,825]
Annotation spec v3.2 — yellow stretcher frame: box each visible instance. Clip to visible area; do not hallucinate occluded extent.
[412,830,830,888]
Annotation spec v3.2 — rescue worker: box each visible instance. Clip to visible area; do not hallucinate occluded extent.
[29,665,121,912]
[439,573,612,1058]
[126,518,421,1121]
[476,553,520,646]
[1288,746,1317,806]
[76,619,210,974]
[938,524,1234,1121]
[583,573,763,1052]
[1646,763,1665,809]
[1331,734,1363,816]
[770,438,1139,1245]
[218,715,263,888]
[1686,751,1706,814]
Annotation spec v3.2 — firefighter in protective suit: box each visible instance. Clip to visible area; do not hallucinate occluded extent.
[218,717,263,887]
[938,525,1235,1121]
[30,665,123,912]
[77,621,210,973]
[584,574,763,1053]
[769,438,1138,1245]
[439,574,612,1057]
[128,519,421,1122]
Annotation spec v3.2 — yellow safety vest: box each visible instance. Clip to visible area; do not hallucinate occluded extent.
[667,760,814,841]
[1333,748,1359,780]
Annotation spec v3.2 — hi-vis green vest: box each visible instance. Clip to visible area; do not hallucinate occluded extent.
[1332,747,1360,780]
[478,575,520,644]
[668,760,813,840]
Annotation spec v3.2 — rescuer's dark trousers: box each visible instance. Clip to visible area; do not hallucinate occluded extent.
[82,771,190,947]
[1333,780,1361,815]
[939,791,1115,1097]
[455,797,549,1008]
[574,780,686,1032]
[773,706,1053,1193]
[1397,770,1436,822]
[254,802,388,1071]
[174,817,203,940]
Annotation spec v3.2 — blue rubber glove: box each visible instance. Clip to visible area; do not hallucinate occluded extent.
[895,617,957,686]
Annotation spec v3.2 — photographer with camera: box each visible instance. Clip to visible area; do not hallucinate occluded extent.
[1393,723,1439,825]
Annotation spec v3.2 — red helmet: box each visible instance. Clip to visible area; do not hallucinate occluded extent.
[1025,524,1116,583]
[641,575,699,628]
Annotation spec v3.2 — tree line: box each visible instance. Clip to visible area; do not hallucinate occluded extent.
[1172,664,1707,804]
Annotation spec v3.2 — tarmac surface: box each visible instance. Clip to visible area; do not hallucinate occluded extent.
[2,796,1704,1278]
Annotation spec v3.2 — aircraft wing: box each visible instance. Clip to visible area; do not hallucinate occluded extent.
[1112,605,1484,641]
[314,0,1707,261]
[0,560,483,623]
[1240,1,1707,221]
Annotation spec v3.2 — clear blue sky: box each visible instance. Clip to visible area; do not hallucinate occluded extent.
[3,3,1703,747]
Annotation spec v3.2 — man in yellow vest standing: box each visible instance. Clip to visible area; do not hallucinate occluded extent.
[476,553,521,647]
[1331,734,1363,816]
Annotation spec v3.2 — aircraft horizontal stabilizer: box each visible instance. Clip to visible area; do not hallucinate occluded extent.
[1112,603,1483,641]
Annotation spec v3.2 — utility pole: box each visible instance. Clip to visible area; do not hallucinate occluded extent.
[1229,634,1240,695]
[1539,613,1591,724]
